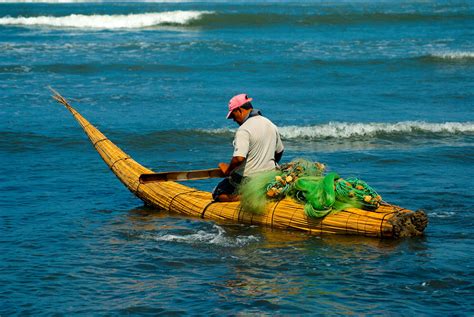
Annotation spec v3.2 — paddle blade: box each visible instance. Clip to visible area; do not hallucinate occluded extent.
[139,168,225,183]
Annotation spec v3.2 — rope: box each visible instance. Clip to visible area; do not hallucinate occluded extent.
[168,190,200,212]
[270,199,282,229]
[93,138,108,147]
[380,211,397,238]
[201,201,216,219]
[110,157,130,170]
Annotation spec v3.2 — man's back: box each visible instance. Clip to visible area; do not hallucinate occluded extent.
[233,115,284,177]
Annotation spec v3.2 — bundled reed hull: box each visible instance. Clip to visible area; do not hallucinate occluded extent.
[55,94,428,238]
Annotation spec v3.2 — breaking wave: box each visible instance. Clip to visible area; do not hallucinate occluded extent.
[1,10,472,29]
[0,11,211,29]
[418,51,474,63]
[203,121,474,140]
[278,121,474,139]
[431,51,474,59]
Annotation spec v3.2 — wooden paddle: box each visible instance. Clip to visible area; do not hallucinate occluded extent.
[139,168,225,183]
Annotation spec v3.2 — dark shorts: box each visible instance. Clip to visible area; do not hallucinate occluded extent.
[212,174,244,201]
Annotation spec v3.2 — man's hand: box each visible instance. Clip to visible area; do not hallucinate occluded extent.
[218,162,229,174]
[219,156,245,176]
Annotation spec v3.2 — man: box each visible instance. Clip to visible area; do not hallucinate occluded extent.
[212,94,284,202]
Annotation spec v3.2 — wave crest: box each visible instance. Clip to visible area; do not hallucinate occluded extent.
[204,121,474,140]
[0,11,211,29]
[279,121,474,139]
[428,51,474,60]
[2,11,472,29]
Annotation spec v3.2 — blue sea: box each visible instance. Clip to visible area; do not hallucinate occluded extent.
[1,0,473,315]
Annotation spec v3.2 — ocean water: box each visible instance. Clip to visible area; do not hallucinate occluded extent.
[1,0,473,314]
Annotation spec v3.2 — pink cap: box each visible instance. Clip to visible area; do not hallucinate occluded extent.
[226,94,253,119]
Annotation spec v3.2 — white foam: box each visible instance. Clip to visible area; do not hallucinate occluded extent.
[0,11,210,29]
[430,51,474,60]
[278,121,474,139]
[148,224,259,247]
[429,211,456,218]
[204,121,474,139]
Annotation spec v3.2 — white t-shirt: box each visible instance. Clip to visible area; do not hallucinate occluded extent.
[233,114,284,177]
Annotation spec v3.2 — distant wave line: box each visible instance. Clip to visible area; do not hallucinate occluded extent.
[308,51,474,66]
[0,0,195,2]
[0,63,193,74]
[0,11,472,29]
[2,50,473,74]
[0,11,212,29]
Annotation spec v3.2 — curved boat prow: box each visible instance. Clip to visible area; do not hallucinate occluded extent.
[51,89,428,238]
[50,88,210,212]
[50,87,151,193]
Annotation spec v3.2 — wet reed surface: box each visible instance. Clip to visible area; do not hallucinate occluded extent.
[1,0,473,314]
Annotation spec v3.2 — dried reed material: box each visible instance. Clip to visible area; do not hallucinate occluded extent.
[50,88,428,238]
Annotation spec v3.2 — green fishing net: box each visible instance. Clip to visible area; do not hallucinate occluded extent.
[239,159,382,218]
[239,169,282,215]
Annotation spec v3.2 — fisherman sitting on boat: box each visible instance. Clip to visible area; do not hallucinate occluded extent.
[213,94,284,202]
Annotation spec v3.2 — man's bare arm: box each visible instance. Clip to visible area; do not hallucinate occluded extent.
[219,156,246,176]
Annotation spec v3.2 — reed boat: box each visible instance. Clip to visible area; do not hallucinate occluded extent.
[52,90,428,238]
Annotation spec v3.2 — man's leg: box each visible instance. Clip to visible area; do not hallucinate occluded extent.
[216,193,240,202]
[212,178,240,202]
